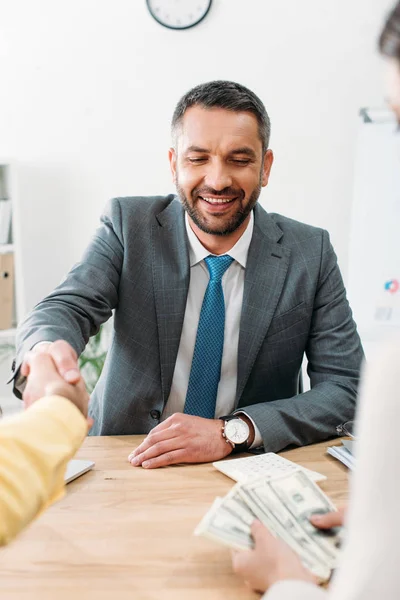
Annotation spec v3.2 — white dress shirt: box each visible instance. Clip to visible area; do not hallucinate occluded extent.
[262,334,400,600]
[162,211,262,447]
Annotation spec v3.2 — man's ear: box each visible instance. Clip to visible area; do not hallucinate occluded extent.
[169,147,177,184]
[261,149,274,187]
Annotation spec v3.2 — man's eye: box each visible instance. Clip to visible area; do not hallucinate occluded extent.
[188,158,207,163]
[232,159,250,165]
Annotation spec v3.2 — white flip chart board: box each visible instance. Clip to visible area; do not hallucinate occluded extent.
[347,108,400,344]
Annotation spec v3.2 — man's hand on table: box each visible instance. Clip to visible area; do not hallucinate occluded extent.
[22,351,90,419]
[128,413,233,468]
[21,339,82,391]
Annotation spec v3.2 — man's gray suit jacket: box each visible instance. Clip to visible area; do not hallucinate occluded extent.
[14,195,363,452]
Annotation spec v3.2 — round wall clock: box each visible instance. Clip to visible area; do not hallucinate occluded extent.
[146,0,212,31]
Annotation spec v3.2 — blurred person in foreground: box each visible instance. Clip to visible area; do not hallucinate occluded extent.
[0,342,90,546]
[231,3,400,599]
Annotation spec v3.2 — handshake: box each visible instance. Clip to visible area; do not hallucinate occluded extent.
[21,340,90,419]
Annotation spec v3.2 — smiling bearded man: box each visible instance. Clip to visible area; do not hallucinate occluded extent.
[14,80,363,469]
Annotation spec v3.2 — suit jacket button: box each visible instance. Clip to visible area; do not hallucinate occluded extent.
[150,409,161,420]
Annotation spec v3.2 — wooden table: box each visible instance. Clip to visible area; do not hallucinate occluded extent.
[0,436,349,600]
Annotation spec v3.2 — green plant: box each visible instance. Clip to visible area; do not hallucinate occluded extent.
[78,328,108,393]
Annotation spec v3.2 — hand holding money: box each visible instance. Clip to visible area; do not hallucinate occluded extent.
[232,520,317,593]
[194,469,342,588]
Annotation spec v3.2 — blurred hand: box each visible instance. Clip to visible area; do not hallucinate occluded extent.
[23,352,90,418]
[232,521,316,593]
[128,413,232,468]
[310,506,346,529]
[21,340,81,385]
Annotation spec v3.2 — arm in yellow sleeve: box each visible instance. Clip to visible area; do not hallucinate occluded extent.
[0,396,87,546]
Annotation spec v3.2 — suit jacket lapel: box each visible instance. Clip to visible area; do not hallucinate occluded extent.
[236,205,291,404]
[152,197,190,405]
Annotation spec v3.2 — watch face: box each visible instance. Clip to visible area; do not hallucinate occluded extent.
[146,0,212,30]
[225,419,249,445]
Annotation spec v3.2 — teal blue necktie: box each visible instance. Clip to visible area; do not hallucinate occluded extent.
[184,254,234,419]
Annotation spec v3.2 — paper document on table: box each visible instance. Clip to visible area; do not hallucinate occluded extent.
[213,452,327,484]
[326,445,355,470]
[195,469,341,583]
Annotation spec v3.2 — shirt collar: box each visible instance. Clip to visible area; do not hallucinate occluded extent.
[185,210,254,269]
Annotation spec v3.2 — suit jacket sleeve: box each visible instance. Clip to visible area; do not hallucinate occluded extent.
[0,396,87,546]
[243,231,363,452]
[13,198,124,396]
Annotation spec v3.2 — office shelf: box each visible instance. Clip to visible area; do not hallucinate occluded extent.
[0,244,15,254]
[0,327,16,339]
[0,162,23,347]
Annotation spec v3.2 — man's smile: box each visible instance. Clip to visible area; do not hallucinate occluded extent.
[198,196,237,204]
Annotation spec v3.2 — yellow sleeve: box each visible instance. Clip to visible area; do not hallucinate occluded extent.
[0,396,87,546]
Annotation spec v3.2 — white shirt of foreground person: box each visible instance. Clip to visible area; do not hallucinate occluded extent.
[263,334,400,600]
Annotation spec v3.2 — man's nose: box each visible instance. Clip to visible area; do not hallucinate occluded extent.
[204,161,233,191]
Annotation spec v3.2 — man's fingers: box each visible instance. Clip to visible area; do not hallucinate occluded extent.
[310,507,345,529]
[129,438,183,466]
[129,427,182,461]
[129,426,181,459]
[48,340,81,383]
[22,340,81,384]
[63,370,81,383]
[20,361,30,377]
[140,448,188,469]
[22,341,53,376]
[24,352,59,376]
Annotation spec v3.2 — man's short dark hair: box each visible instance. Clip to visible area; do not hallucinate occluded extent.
[171,80,271,152]
[379,1,400,60]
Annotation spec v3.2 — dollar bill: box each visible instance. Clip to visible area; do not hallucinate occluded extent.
[220,484,258,527]
[269,470,340,566]
[194,497,254,551]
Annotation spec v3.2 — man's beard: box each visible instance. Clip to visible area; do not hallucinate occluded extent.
[176,177,262,236]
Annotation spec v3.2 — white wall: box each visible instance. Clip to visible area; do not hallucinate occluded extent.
[0,0,394,316]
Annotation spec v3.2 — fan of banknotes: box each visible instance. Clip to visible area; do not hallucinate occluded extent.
[194,469,341,582]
